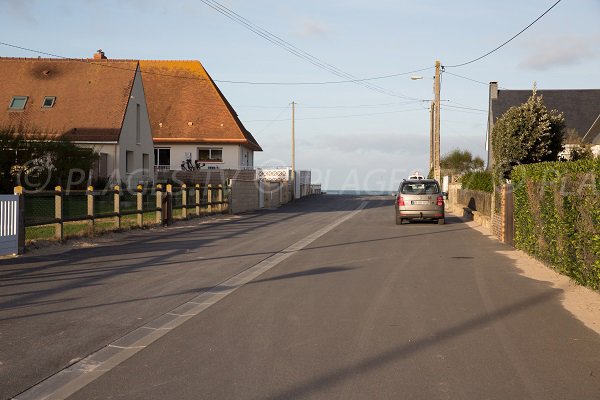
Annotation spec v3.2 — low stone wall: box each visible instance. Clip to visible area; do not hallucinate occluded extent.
[230,180,259,214]
[456,189,492,217]
[447,183,492,231]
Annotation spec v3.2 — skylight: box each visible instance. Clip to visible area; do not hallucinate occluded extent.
[9,96,28,110]
[42,96,56,108]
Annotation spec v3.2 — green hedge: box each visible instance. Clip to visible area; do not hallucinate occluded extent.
[512,159,600,289]
[460,171,493,193]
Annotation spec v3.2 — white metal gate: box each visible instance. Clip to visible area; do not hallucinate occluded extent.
[0,195,19,256]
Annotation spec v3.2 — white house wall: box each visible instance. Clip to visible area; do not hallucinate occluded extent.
[74,143,117,179]
[238,145,254,168]
[117,68,154,186]
[156,143,255,170]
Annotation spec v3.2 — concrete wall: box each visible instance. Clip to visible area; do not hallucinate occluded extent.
[230,179,259,214]
[117,68,154,185]
[446,183,492,231]
[156,169,256,186]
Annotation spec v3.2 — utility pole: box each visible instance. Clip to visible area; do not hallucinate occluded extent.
[429,100,434,174]
[291,101,296,200]
[433,60,441,183]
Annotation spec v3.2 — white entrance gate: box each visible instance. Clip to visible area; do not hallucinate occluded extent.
[0,195,19,256]
[258,181,265,208]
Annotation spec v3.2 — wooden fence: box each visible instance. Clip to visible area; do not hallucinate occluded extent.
[13,183,229,245]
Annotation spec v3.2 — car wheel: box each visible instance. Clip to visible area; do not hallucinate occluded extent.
[438,218,445,225]
[396,213,402,225]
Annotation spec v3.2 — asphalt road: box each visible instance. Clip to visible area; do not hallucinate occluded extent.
[1,195,599,399]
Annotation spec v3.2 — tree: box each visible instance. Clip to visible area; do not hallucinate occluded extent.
[440,149,484,176]
[491,86,565,181]
[0,127,99,193]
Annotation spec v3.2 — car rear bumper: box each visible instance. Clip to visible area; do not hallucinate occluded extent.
[397,210,444,220]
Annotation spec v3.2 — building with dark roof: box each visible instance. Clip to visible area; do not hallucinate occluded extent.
[0,53,155,184]
[487,82,600,165]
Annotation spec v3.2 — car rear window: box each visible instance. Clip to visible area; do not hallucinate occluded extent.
[400,182,440,195]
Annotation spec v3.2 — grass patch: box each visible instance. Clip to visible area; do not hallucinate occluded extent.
[25,208,219,242]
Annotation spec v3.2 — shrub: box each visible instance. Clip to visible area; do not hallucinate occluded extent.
[491,87,564,182]
[0,128,98,193]
[512,159,600,289]
[461,171,493,193]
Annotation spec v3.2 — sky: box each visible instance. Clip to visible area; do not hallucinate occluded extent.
[1,0,599,190]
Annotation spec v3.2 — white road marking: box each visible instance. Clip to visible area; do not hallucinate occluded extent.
[14,201,367,400]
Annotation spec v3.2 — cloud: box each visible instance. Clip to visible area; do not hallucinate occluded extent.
[293,19,331,38]
[519,34,598,70]
[0,1,39,23]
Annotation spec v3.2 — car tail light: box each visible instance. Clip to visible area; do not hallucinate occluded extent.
[437,195,444,206]
[398,196,405,206]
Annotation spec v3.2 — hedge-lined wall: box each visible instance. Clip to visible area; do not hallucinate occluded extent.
[512,159,600,289]
[461,171,493,193]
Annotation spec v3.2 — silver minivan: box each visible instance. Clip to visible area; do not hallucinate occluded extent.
[395,179,445,225]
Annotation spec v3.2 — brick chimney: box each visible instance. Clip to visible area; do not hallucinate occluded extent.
[489,81,498,100]
[93,49,107,60]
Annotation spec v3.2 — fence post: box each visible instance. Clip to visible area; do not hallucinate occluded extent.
[166,184,173,225]
[181,184,188,219]
[113,185,121,230]
[14,186,25,254]
[217,184,223,213]
[156,184,163,224]
[87,186,94,236]
[195,184,201,216]
[136,184,143,228]
[54,186,63,241]
[207,184,213,214]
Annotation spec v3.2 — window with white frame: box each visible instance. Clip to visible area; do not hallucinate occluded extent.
[198,148,223,162]
[42,96,56,108]
[154,148,170,169]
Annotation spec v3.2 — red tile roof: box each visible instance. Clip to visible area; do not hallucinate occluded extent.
[138,60,262,151]
[0,58,138,141]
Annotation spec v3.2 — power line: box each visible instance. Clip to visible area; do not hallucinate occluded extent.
[440,107,487,115]
[445,0,562,68]
[443,104,487,112]
[444,71,510,90]
[216,67,434,85]
[0,41,432,87]
[198,0,420,99]
[244,107,428,122]
[443,71,489,87]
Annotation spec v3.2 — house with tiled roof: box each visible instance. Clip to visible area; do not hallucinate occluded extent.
[487,82,600,165]
[137,59,262,171]
[0,51,154,184]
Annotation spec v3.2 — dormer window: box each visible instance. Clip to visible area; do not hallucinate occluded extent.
[9,96,28,110]
[42,96,56,108]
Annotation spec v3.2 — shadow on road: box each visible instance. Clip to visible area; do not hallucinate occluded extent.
[260,290,559,400]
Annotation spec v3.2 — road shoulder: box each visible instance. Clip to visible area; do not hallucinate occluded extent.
[449,210,600,336]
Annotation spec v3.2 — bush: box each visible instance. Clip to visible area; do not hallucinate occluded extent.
[512,159,600,289]
[0,128,98,193]
[461,171,493,193]
[491,88,564,182]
